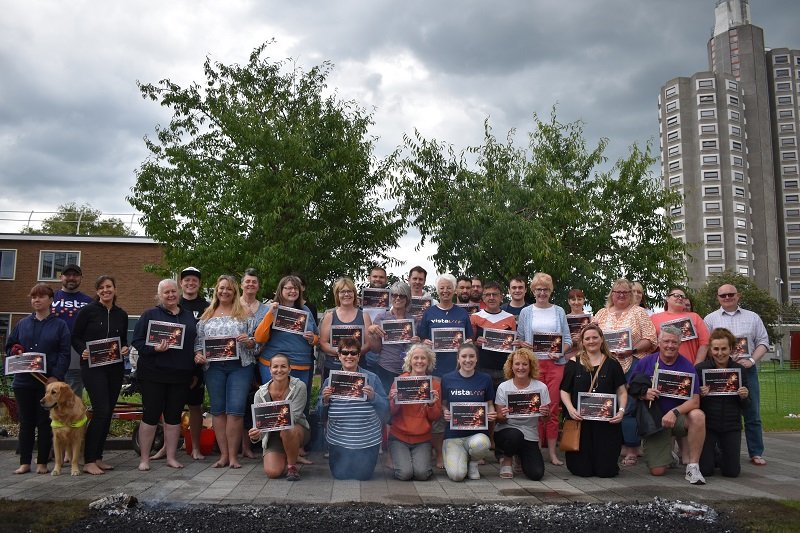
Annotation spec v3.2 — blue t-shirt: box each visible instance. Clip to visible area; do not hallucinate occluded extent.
[442,370,495,439]
[51,289,93,331]
[418,305,474,377]
[630,352,700,413]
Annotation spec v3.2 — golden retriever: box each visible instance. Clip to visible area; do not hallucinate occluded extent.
[40,382,87,476]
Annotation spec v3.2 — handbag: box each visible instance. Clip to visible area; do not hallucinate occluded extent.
[559,357,605,453]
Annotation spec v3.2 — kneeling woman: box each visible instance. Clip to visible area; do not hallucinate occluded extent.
[319,337,388,480]
[559,324,627,477]
[441,343,496,481]
[247,354,310,481]
[493,348,550,480]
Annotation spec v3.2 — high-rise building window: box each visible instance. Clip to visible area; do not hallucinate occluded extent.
[781,123,796,133]
[704,186,720,196]
[776,81,792,92]
[665,85,678,98]
[705,217,722,227]
[672,222,684,231]
[667,116,679,127]
[702,140,718,150]
[787,209,800,218]
[776,68,790,78]
[734,187,746,197]
[706,234,722,243]
[738,267,749,275]
[785,180,799,189]
[737,250,749,261]
[789,238,800,246]
[735,203,747,212]
[669,175,682,187]
[729,110,740,121]
[790,268,800,276]
[668,145,681,156]
[726,80,738,92]
[731,140,743,151]
[732,156,744,166]
[667,131,680,142]
[728,95,739,107]
[733,171,745,182]
[700,109,716,119]
[697,79,715,89]
[730,125,741,136]
[707,266,724,275]
[736,234,748,245]
[782,138,797,147]
[670,206,683,216]
[788,224,800,232]
[786,194,800,204]
[784,165,799,175]
[698,94,715,104]
[783,151,798,161]
[778,110,795,119]
[736,218,747,229]
[778,95,794,105]
[789,253,800,262]
[707,250,723,260]
[703,170,720,180]
[669,160,681,171]
[773,55,789,65]
[705,201,721,211]
[703,155,719,165]
[701,124,717,134]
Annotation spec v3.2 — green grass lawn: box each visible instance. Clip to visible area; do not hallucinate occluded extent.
[758,367,800,431]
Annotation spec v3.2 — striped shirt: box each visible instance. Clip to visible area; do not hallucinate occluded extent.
[323,367,388,449]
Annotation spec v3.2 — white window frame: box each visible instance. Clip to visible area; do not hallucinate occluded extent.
[0,249,16,280]
[38,251,81,282]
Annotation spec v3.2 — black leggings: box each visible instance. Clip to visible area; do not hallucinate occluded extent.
[82,363,124,463]
[14,384,52,466]
[700,427,742,478]
[138,378,189,425]
[494,427,545,480]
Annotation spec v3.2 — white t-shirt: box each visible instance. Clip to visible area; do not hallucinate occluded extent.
[495,378,550,442]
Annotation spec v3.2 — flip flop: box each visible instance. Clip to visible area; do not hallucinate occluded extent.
[621,455,638,466]
[750,456,767,466]
[499,465,514,479]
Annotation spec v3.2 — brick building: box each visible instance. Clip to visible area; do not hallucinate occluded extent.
[0,234,165,345]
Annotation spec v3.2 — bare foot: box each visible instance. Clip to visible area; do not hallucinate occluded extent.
[191,450,206,460]
[96,460,114,470]
[435,461,445,469]
[35,464,49,474]
[229,462,241,469]
[14,465,31,474]
[150,448,166,460]
[241,449,256,459]
[212,459,229,468]
[296,456,313,465]
[138,462,151,471]
[84,463,105,475]
[166,460,184,469]
[550,457,564,466]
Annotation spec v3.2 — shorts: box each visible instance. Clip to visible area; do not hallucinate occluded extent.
[264,425,311,454]
[642,413,689,469]
[204,361,254,417]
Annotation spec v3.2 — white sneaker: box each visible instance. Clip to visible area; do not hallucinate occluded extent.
[685,463,706,485]
[467,461,480,480]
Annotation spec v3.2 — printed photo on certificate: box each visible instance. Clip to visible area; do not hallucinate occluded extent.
[394,375,433,404]
[4,352,46,375]
[567,314,592,334]
[482,328,516,353]
[702,368,742,396]
[506,391,542,418]
[530,332,563,357]
[362,288,390,310]
[86,337,123,367]
[450,402,488,431]
[578,392,617,421]
[329,325,364,348]
[733,337,750,359]
[661,317,698,341]
[145,320,186,349]
[273,306,309,335]
[604,328,633,353]
[431,327,465,353]
[409,296,432,321]
[252,401,294,432]
[203,336,240,362]
[329,370,367,401]
[455,302,480,315]
[381,319,415,344]
[655,369,695,400]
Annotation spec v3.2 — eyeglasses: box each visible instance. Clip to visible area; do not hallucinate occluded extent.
[338,290,354,295]
[483,293,501,298]
[717,292,737,299]
[612,290,631,295]
[668,293,686,299]
[339,350,359,356]
[533,288,550,293]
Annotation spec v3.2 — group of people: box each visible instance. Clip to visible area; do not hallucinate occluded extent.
[5,261,769,487]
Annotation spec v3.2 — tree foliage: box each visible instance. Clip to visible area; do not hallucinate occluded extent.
[22,202,135,236]
[694,270,782,342]
[390,111,687,310]
[128,42,404,304]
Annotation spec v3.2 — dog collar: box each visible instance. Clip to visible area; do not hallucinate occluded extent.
[51,414,88,429]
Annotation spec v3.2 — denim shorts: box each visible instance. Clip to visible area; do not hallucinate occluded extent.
[205,361,254,417]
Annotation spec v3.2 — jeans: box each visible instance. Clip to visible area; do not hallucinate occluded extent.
[82,362,124,463]
[622,397,641,448]
[443,434,491,481]
[328,443,380,480]
[742,365,764,457]
[205,361,255,417]
[65,367,84,398]
[388,437,432,481]
[494,427,544,480]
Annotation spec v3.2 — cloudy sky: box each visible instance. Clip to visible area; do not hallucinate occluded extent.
[1,0,797,279]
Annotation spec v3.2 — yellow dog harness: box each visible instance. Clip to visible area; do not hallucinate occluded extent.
[51,414,88,429]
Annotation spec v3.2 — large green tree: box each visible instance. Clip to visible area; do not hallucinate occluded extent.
[390,111,687,310]
[22,202,134,236]
[128,43,404,303]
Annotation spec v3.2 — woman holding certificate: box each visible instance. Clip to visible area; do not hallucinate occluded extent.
[515,272,571,466]
[318,277,371,381]
[247,353,310,481]
[593,277,656,466]
[319,337,389,480]
[368,281,420,393]
[559,324,627,477]
[71,275,129,475]
[6,283,70,474]
[132,279,198,471]
[387,344,441,481]
[194,275,259,469]
[493,348,550,480]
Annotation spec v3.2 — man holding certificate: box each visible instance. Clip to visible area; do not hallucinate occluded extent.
[628,326,706,485]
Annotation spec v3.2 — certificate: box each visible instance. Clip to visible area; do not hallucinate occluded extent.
[329,370,367,401]
[655,369,695,400]
[455,302,480,315]
[329,325,364,348]
[578,392,617,421]
[430,328,465,353]
[273,306,309,335]
[4,352,46,375]
[702,368,742,396]
[567,314,592,334]
[252,401,293,432]
[86,337,123,367]
[530,332,563,357]
[409,296,432,321]
[450,402,488,431]
[145,320,185,349]
[203,336,240,362]
[381,319,415,344]
[362,288,390,310]
[394,375,433,404]
[604,328,633,353]
[660,317,698,342]
[482,328,516,353]
[506,390,542,418]
[733,337,750,359]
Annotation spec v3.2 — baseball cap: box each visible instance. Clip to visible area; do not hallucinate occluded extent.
[62,263,82,275]
[180,266,202,280]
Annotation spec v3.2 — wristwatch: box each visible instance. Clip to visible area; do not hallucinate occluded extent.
[671,408,680,418]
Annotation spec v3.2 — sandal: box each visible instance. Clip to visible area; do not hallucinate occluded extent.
[621,455,638,466]
[499,465,514,479]
[750,456,767,466]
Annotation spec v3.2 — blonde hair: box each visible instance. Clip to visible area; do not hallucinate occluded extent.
[604,278,632,308]
[200,275,249,321]
[401,344,437,373]
[502,348,540,380]
[332,277,357,307]
[529,272,554,292]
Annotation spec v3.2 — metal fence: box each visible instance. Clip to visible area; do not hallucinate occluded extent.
[758,361,800,415]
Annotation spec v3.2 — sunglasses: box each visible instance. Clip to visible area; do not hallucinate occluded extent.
[339,350,359,356]
[717,292,737,299]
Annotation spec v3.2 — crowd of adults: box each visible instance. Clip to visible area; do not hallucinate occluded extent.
[5,263,768,487]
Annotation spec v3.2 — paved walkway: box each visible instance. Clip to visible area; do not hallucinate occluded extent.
[1,432,798,506]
